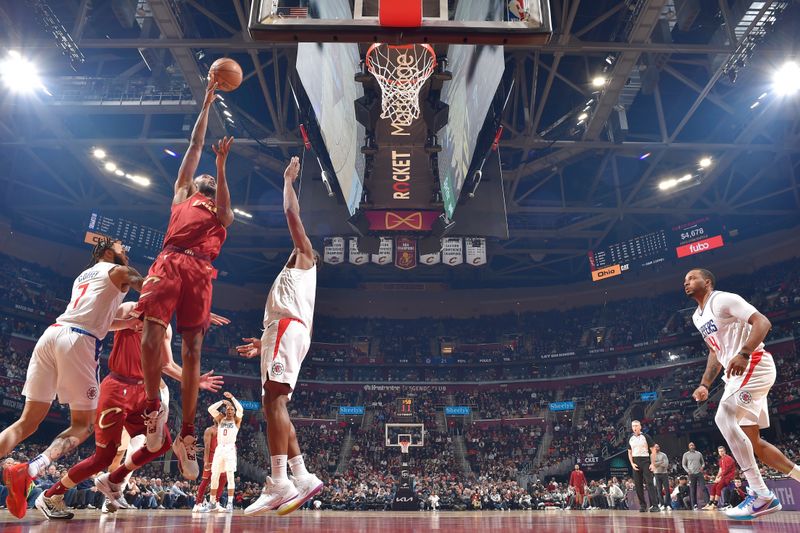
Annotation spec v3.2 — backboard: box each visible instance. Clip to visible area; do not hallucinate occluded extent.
[249,0,552,45]
[385,423,425,448]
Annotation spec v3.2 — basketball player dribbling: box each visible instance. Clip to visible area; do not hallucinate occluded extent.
[237,156,323,516]
[685,268,800,520]
[36,302,224,519]
[0,239,143,519]
[205,392,243,513]
[193,422,227,512]
[131,76,235,480]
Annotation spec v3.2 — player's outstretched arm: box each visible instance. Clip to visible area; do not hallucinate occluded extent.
[161,324,224,391]
[212,136,235,227]
[175,78,219,204]
[283,156,315,267]
[207,399,225,423]
[108,301,140,332]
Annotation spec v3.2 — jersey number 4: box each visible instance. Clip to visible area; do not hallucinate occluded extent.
[72,283,90,309]
[706,335,721,352]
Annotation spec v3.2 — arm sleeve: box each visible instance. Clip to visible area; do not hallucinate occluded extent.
[229,395,244,418]
[207,400,225,417]
[715,292,758,323]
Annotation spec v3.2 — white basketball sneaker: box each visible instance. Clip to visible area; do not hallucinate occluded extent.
[277,474,324,516]
[225,501,234,513]
[94,473,130,511]
[725,488,782,520]
[172,434,200,480]
[244,477,299,516]
[143,404,168,453]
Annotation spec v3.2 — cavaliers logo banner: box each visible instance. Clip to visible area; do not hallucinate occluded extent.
[348,238,369,266]
[371,237,393,265]
[465,238,487,266]
[442,238,464,266]
[394,237,417,270]
[420,247,441,266]
[323,237,345,265]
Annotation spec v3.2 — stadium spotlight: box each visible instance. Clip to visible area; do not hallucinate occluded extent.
[233,208,253,219]
[591,76,606,88]
[129,175,151,187]
[104,162,117,172]
[658,178,677,191]
[114,169,124,176]
[698,157,712,169]
[163,148,178,157]
[578,112,588,121]
[0,50,50,94]
[92,148,106,159]
[773,60,800,96]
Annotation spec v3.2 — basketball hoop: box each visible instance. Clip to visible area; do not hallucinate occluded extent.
[365,43,436,127]
[399,439,411,454]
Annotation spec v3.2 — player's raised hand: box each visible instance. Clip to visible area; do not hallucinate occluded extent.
[692,385,709,402]
[203,77,220,108]
[199,370,223,392]
[212,136,234,164]
[284,156,301,183]
[223,391,232,399]
[209,312,231,326]
[236,337,262,359]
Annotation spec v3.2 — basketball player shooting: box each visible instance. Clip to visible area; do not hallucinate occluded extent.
[685,268,800,520]
[193,421,227,512]
[131,75,235,481]
[237,156,323,516]
[205,392,243,513]
[0,239,143,519]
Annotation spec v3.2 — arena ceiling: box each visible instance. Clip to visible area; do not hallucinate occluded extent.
[0,0,799,289]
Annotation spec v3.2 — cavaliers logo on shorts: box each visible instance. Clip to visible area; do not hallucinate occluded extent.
[87,386,99,400]
[737,390,753,406]
[271,362,285,376]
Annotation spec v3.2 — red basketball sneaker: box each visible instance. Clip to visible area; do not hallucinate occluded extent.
[3,462,33,518]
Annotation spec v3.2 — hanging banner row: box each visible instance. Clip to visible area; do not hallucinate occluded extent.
[323,237,487,269]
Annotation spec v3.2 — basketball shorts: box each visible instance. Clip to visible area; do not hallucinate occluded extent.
[719,350,775,429]
[22,325,102,410]
[211,445,237,473]
[133,251,216,333]
[260,318,310,400]
[97,378,171,451]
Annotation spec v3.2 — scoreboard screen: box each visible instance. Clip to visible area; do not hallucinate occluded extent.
[396,398,414,418]
[589,218,725,282]
[85,212,165,261]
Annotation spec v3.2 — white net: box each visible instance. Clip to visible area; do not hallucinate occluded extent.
[366,43,436,127]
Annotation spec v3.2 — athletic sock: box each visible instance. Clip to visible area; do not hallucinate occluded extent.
[271,455,288,481]
[288,455,309,477]
[28,454,51,478]
[180,423,195,439]
[789,465,800,483]
[741,467,769,497]
[45,480,70,498]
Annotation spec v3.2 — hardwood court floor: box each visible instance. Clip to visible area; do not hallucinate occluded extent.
[1,509,799,532]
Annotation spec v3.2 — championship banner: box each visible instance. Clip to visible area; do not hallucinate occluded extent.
[371,237,393,265]
[323,237,345,265]
[442,238,464,266]
[394,237,417,270]
[465,238,487,266]
[349,238,369,266]
[364,210,441,231]
[420,248,441,266]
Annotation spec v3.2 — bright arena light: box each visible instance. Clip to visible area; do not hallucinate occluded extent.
[578,112,588,121]
[114,169,124,176]
[0,51,48,94]
[698,157,712,168]
[129,175,151,187]
[92,148,106,159]
[658,178,677,191]
[591,76,606,88]
[104,162,117,172]
[164,148,177,157]
[233,208,253,219]
[773,61,800,96]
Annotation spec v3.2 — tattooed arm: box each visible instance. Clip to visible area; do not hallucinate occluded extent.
[692,349,722,402]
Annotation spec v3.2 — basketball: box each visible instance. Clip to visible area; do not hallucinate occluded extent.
[209,58,242,92]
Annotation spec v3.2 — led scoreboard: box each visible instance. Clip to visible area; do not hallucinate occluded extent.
[589,217,725,282]
[396,398,414,418]
[85,212,166,261]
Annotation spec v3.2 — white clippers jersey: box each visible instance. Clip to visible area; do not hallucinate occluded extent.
[216,419,239,447]
[56,262,126,340]
[692,290,763,380]
[264,265,316,329]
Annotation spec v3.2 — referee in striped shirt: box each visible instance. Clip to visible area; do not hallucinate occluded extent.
[627,420,659,512]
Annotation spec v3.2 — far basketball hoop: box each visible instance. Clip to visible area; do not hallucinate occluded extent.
[399,439,411,455]
[366,43,436,127]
